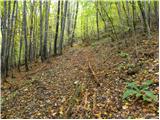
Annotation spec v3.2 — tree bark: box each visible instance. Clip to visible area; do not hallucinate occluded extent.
[1,1,7,78]
[10,1,18,76]
[154,1,159,28]
[96,0,100,40]
[59,1,68,54]
[54,0,60,55]
[70,1,79,47]
[39,0,43,61]
[23,0,29,71]
[148,0,151,28]
[43,1,49,60]
[138,1,151,39]
[29,1,35,63]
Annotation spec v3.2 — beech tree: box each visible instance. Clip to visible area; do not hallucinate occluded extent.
[59,1,68,54]
[23,0,29,71]
[0,1,158,79]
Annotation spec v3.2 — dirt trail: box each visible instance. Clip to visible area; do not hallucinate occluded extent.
[1,33,159,119]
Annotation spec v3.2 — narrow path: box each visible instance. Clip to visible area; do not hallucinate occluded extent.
[1,33,159,118]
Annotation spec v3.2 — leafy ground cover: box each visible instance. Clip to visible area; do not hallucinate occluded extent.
[1,32,159,119]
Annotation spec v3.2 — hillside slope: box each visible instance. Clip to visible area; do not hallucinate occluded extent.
[1,32,159,119]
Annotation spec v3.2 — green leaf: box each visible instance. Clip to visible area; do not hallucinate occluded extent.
[123,89,137,99]
[141,80,153,90]
[127,82,139,91]
[136,93,142,97]
[144,80,153,86]
[143,95,149,101]
[144,90,158,102]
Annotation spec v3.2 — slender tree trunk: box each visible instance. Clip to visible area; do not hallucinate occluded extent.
[59,1,68,54]
[67,1,71,42]
[5,1,11,77]
[138,1,151,39]
[116,2,122,25]
[60,1,64,31]
[96,0,99,40]
[132,1,138,59]
[18,27,23,72]
[126,1,131,29]
[1,1,7,78]
[11,1,18,77]
[54,0,60,55]
[43,1,49,60]
[154,1,159,28]
[39,0,43,62]
[29,1,34,63]
[122,1,130,27]
[132,1,136,31]
[23,1,29,71]
[148,0,151,28]
[71,1,79,47]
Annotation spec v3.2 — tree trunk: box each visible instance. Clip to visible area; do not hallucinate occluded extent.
[122,1,130,28]
[126,1,131,29]
[70,1,79,47]
[154,1,159,28]
[43,1,49,60]
[39,0,43,61]
[67,1,71,42]
[54,0,60,55]
[116,2,122,25]
[59,1,68,54]
[1,1,7,78]
[11,1,18,76]
[138,1,151,39]
[5,1,11,77]
[29,1,34,63]
[148,0,151,28]
[23,0,29,71]
[96,0,99,40]
[18,27,23,72]
[132,1,136,31]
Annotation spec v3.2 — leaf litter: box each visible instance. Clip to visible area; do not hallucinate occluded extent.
[1,32,159,119]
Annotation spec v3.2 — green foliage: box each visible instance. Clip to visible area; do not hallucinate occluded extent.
[123,80,158,102]
[118,51,129,58]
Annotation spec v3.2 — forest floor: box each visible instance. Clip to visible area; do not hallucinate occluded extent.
[1,32,159,119]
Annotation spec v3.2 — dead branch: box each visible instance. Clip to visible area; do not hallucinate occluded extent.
[88,61,100,87]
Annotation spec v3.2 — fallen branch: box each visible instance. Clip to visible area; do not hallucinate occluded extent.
[88,61,100,87]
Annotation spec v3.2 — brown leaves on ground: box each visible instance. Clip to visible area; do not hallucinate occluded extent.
[1,32,159,119]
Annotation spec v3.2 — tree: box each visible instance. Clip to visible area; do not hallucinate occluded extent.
[54,0,60,55]
[138,1,151,39]
[148,0,151,28]
[23,0,29,71]
[5,1,11,77]
[10,1,18,76]
[70,1,79,47]
[43,1,50,60]
[1,1,7,78]
[67,1,71,42]
[29,1,35,63]
[59,1,68,54]
[39,0,43,61]
[96,0,99,40]
[154,1,159,28]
